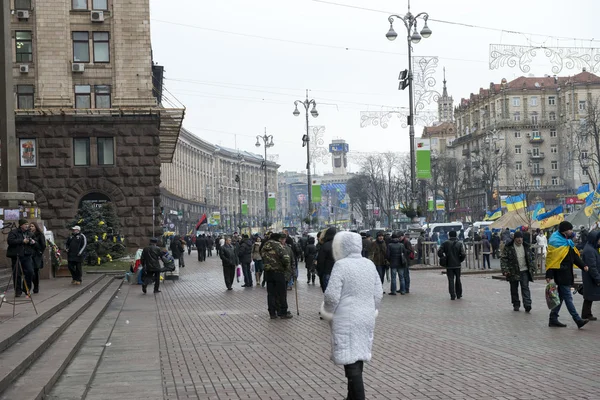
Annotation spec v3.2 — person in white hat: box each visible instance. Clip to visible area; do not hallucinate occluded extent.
[65,226,87,285]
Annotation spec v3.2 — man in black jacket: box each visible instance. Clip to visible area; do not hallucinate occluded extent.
[438,230,466,300]
[238,234,253,287]
[387,233,408,295]
[65,225,87,285]
[6,219,35,296]
[141,238,163,294]
[220,237,238,290]
[196,234,207,262]
[316,227,336,292]
[500,231,535,312]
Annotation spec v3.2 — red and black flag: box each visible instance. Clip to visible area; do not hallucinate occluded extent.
[195,214,207,230]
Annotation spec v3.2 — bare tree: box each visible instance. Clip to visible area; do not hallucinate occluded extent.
[346,174,371,226]
[574,96,600,188]
[470,134,511,211]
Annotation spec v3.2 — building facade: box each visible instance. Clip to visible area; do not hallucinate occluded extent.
[7,0,184,248]
[450,70,600,218]
[160,128,279,234]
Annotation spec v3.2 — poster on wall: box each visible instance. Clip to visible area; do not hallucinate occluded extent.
[19,139,37,167]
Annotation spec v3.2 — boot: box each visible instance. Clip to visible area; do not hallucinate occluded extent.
[256,272,261,286]
[312,274,315,284]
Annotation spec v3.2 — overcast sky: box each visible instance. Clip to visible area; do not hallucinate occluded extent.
[149,0,597,175]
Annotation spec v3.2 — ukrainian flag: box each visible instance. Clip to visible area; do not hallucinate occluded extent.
[506,194,526,211]
[484,207,502,221]
[577,183,592,200]
[584,183,600,217]
[537,205,564,229]
[546,230,581,271]
[531,202,545,221]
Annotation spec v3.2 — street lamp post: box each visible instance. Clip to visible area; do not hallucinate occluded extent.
[256,128,274,230]
[386,2,432,218]
[293,90,319,227]
[235,153,244,233]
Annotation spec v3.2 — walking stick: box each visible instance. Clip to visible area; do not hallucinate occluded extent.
[294,273,300,316]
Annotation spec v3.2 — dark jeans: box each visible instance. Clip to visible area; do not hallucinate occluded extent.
[390,267,406,294]
[143,270,160,292]
[242,262,253,286]
[32,253,43,292]
[265,270,288,316]
[403,267,410,292]
[492,246,499,259]
[582,299,594,319]
[446,268,462,299]
[68,260,83,282]
[207,248,213,257]
[344,360,365,400]
[187,246,191,255]
[319,273,330,293]
[198,248,206,262]
[375,265,386,286]
[510,271,531,308]
[550,284,583,322]
[179,254,185,268]
[11,256,34,294]
[223,265,235,289]
[482,254,491,269]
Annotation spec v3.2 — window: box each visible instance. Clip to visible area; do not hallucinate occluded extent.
[530,97,538,106]
[15,31,32,62]
[532,131,540,139]
[515,145,521,154]
[15,0,32,9]
[532,148,540,156]
[93,32,109,63]
[73,138,90,166]
[75,85,91,108]
[579,101,586,111]
[582,151,589,159]
[533,178,541,188]
[532,163,541,173]
[512,97,520,107]
[513,112,521,121]
[514,131,521,138]
[72,0,87,10]
[515,161,522,171]
[550,129,557,138]
[16,85,34,109]
[550,145,557,154]
[94,85,111,108]
[549,112,556,121]
[551,161,558,170]
[552,176,559,185]
[548,96,556,105]
[531,112,538,124]
[72,32,89,62]
[92,0,108,9]
[97,138,114,165]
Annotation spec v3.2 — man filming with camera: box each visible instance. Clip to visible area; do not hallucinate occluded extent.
[6,219,36,297]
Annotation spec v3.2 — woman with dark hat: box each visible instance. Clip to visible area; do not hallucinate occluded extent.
[29,222,46,293]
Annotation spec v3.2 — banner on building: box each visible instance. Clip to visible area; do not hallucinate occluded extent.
[416,138,431,179]
[427,197,434,211]
[209,212,220,226]
[436,199,445,210]
[268,193,276,211]
[241,200,248,215]
[312,180,322,203]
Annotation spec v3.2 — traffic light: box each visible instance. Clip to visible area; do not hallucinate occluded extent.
[398,69,409,90]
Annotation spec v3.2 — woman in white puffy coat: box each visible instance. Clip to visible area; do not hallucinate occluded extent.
[321,231,383,400]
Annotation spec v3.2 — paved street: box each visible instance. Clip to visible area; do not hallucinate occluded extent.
[54,251,600,400]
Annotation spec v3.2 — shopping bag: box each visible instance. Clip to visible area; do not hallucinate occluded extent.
[545,282,561,310]
[250,261,255,274]
[236,264,242,282]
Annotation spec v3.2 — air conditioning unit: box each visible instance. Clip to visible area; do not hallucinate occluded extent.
[91,10,104,22]
[16,10,29,19]
[19,64,29,73]
[72,63,85,72]
[526,133,531,137]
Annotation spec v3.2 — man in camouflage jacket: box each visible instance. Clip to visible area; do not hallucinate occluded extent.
[260,233,293,319]
[500,231,535,312]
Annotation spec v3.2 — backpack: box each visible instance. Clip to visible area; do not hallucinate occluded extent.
[403,238,415,260]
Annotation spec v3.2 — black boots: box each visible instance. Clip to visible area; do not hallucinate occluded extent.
[549,320,567,327]
[576,319,589,329]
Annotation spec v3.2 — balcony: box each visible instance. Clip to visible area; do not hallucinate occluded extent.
[529,136,544,144]
[528,152,545,160]
[530,168,545,176]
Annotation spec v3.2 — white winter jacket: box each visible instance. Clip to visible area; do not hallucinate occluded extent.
[321,231,383,365]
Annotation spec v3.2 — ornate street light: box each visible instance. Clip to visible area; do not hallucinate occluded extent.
[256,128,274,230]
[293,90,319,227]
[386,1,431,220]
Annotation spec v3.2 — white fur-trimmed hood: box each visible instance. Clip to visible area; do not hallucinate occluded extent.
[332,231,363,261]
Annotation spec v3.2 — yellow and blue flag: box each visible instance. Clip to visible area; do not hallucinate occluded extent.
[530,202,545,221]
[506,194,526,211]
[484,207,502,221]
[577,184,592,200]
[537,205,564,229]
[546,230,580,271]
[584,183,600,217]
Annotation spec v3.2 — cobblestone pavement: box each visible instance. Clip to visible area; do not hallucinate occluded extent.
[67,251,600,399]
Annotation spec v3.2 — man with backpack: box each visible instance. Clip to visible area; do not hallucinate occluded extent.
[438,230,466,300]
[398,232,414,294]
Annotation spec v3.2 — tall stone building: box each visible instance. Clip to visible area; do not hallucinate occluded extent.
[450,70,600,217]
[7,0,184,248]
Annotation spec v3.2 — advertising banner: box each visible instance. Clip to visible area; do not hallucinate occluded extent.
[268,193,276,211]
[241,200,248,215]
[416,138,431,179]
[312,182,321,203]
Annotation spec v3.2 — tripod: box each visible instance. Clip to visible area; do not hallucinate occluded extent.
[0,257,38,317]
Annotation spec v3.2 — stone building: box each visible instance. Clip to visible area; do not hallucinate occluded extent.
[160,128,279,234]
[450,70,600,216]
[7,0,184,248]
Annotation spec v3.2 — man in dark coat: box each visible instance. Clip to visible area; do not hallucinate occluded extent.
[438,230,465,300]
[185,235,192,255]
[386,233,408,295]
[207,235,214,257]
[490,232,501,259]
[304,236,317,284]
[369,232,388,288]
[219,237,238,290]
[6,219,35,296]
[170,235,185,268]
[65,225,87,285]
[579,230,600,320]
[260,233,292,319]
[238,234,253,287]
[500,231,535,312]
[316,227,337,293]
[361,233,371,258]
[196,234,207,262]
[141,238,163,294]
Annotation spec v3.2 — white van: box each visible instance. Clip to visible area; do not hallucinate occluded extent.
[423,222,463,243]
